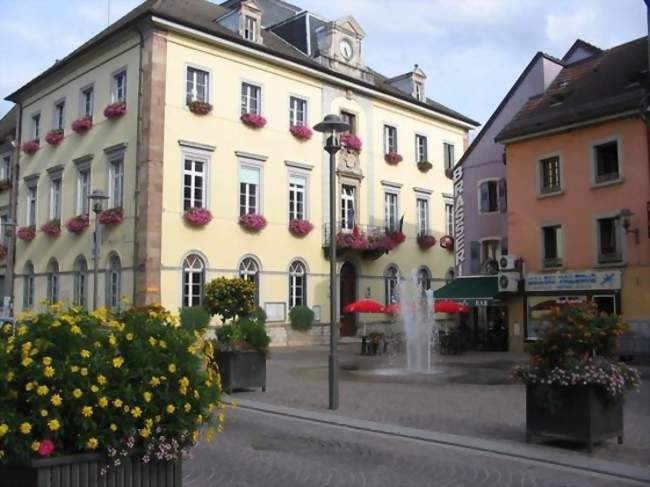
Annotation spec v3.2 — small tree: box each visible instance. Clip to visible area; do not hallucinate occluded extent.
[180,306,211,332]
[289,305,315,331]
[203,277,256,322]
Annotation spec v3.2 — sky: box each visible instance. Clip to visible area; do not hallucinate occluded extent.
[0,0,647,126]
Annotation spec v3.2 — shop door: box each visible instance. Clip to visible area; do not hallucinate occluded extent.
[339,262,357,337]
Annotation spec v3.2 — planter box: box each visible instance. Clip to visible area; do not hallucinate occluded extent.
[215,350,266,393]
[0,452,181,487]
[526,384,623,451]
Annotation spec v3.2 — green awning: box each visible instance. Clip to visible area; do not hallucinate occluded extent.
[434,277,499,306]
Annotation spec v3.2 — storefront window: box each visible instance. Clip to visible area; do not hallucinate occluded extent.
[526,295,587,340]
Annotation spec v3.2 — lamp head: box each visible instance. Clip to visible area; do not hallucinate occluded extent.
[313,114,350,136]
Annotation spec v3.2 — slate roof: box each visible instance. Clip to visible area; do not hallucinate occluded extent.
[0,106,17,140]
[496,36,649,142]
[5,0,478,127]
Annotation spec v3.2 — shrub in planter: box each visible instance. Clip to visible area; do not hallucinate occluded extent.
[340,134,362,152]
[417,161,433,172]
[0,304,223,472]
[203,277,256,323]
[98,208,124,226]
[289,124,312,141]
[71,117,93,133]
[289,306,315,332]
[188,100,213,115]
[179,306,211,333]
[239,213,267,232]
[104,102,126,120]
[22,141,40,155]
[183,207,212,227]
[289,219,313,238]
[417,234,436,249]
[439,235,454,250]
[16,226,36,242]
[45,129,64,146]
[384,152,403,165]
[240,113,267,129]
[40,219,61,238]
[65,214,89,235]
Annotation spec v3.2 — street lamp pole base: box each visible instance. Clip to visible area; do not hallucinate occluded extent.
[328,352,339,410]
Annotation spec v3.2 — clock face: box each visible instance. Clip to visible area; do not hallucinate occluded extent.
[339,39,353,61]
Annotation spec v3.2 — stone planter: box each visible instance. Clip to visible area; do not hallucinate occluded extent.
[526,384,623,451]
[214,350,266,393]
[0,452,182,487]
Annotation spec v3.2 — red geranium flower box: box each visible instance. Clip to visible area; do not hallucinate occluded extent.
[239,213,267,232]
[41,219,61,237]
[45,129,65,146]
[440,235,455,250]
[71,117,93,133]
[240,113,267,129]
[384,152,403,165]
[289,125,313,141]
[340,134,362,152]
[417,234,437,250]
[22,141,40,155]
[289,219,314,237]
[17,226,36,242]
[65,214,90,234]
[188,100,213,115]
[183,207,212,227]
[104,101,127,120]
[99,207,124,225]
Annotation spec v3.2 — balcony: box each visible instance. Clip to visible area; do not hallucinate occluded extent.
[323,223,405,260]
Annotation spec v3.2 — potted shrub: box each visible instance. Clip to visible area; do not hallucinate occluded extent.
[104,102,126,120]
[288,306,315,346]
[239,213,267,233]
[40,219,61,238]
[513,304,640,451]
[205,278,269,393]
[183,207,212,227]
[340,134,362,153]
[289,219,313,238]
[0,304,223,487]
[21,141,40,155]
[99,208,124,226]
[71,117,93,134]
[417,234,436,250]
[240,113,267,129]
[417,161,433,172]
[439,235,454,250]
[16,226,36,242]
[384,152,403,165]
[188,100,212,115]
[65,215,89,235]
[289,125,312,141]
[45,129,64,146]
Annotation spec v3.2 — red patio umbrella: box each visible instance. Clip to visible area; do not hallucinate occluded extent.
[343,299,385,314]
[434,300,470,313]
[383,303,400,315]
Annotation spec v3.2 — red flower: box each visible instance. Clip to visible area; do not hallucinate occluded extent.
[65,214,90,234]
[289,219,314,237]
[99,207,124,225]
[21,140,40,155]
[386,230,406,246]
[440,235,454,250]
[104,101,127,120]
[289,124,313,141]
[384,152,403,165]
[336,226,369,250]
[38,439,55,457]
[340,134,362,152]
[41,219,61,237]
[417,234,436,250]
[45,129,65,146]
[188,100,213,115]
[239,213,267,232]
[240,113,267,128]
[183,207,213,227]
[71,117,93,133]
[17,226,36,242]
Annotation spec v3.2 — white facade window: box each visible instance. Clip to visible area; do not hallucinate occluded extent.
[183,157,206,211]
[384,266,400,305]
[47,259,59,305]
[244,15,258,42]
[74,256,88,308]
[478,180,499,214]
[384,125,397,154]
[111,70,127,103]
[50,177,62,220]
[481,239,500,265]
[107,254,122,309]
[31,114,40,141]
[240,166,260,215]
[186,67,210,105]
[539,156,561,194]
[183,254,205,308]
[597,217,622,264]
[109,157,124,209]
[288,174,306,221]
[593,141,620,184]
[241,82,261,115]
[416,198,429,236]
[81,86,94,118]
[289,260,306,308]
[384,192,398,231]
[54,101,65,130]
[443,142,455,170]
[23,262,34,310]
[77,169,90,215]
[341,185,356,230]
[0,154,10,181]
[289,96,307,126]
[26,186,37,226]
[416,267,431,291]
[239,257,260,304]
[445,202,454,236]
[416,135,428,162]
[542,225,563,268]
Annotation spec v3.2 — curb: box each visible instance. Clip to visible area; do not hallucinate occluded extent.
[224,396,650,485]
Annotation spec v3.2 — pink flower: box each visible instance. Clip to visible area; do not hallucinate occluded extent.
[41,219,61,237]
[188,100,213,115]
[384,152,403,165]
[65,214,90,234]
[439,235,454,250]
[239,213,267,232]
[289,219,314,237]
[17,226,36,242]
[340,134,362,152]
[45,129,65,146]
[386,230,406,246]
[21,140,40,155]
[417,234,436,250]
[38,439,55,457]
[336,226,369,250]
[183,207,213,227]
[71,117,93,133]
[240,113,267,128]
[104,101,127,120]
[289,124,313,141]
[99,207,124,225]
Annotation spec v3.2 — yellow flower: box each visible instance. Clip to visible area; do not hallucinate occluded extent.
[192,430,200,442]
[90,385,99,393]
[196,414,204,425]
[184,403,192,413]
[139,427,151,439]
[80,349,91,358]
[20,422,32,434]
[70,325,82,335]
[73,388,83,399]
[80,368,88,377]
[70,365,80,373]
[187,345,196,354]
[145,418,153,428]
[0,450,4,459]
[50,320,61,328]
[42,356,52,366]
[36,385,49,396]
[149,377,161,387]
[86,438,99,450]
[166,404,175,414]
[113,398,123,408]
[126,333,134,341]
[17,325,27,336]
[31,441,41,452]
[82,406,93,418]
[155,415,162,423]
[51,394,63,406]
[6,372,14,382]
[131,407,142,418]
[168,363,177,374]
[123,405,130,413]
[0,424,8,437]
[97,375,107,385]
[148,337,157,347]
[22,341,32,352]
[110,423,117,432]
[159,340,167,349]
[108,334,117,346]
[48,419,61,431]
[143,391,152,403]
[98,397,109,408]
[22,357,33,367]
[25,382,35,391]
[112,357,124,368]
[44,366,55,378]
[40,409,49,417]
[194,390,200,400]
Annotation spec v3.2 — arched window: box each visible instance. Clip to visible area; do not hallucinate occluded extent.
[288,260,307,308]
[416,267,431,292]
[239,257,260,304]
[46,259,59,305]
[106,254,122,309]
[183,254,205,308]
[384,265,400,305]
[23,262,34,310]
[444,267,455,284]
[74,256,88,308]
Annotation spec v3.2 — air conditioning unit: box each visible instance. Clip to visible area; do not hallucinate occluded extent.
[499,255,520,271]
[498,272,520,292]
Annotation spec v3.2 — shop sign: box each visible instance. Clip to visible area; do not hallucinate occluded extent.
[453,166,465,269]
[525,271,621,292]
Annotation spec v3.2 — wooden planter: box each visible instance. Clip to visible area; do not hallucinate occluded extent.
[0,452,182,487]
[526,384,623,451]
[215,350,266,393]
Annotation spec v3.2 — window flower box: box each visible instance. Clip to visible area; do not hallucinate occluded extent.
[384,152,403,165]
[71,117,93,134]
[239,213,267,232]
[103,101,127,120]
[386,230,406,246]
[445,167,454,179]
[0,179,11,192]
[188,100,213,115]
[336,226,369,250]
[340,134,362,152]
[40,219,61,238]
[417,161,433,172]
[99,207,124,226]
[289,124,312,141]
[289,219,314,237]
[417,234,436,250]
[240,113,267,129]
[183,207,212,227]
[21,141,40,155]
[16,226,36,242]
[45,129,64,146]
[0,244,7,260]
[440,235,454,250]
[65,214,89,234]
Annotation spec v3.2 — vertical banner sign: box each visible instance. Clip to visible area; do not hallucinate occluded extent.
[453,166,465,274]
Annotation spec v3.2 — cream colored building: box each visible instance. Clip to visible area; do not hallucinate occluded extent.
[5,0,477,344]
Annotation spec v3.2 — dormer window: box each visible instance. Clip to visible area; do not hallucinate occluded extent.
[244,15,258,42]
[414,81,423,101]
[236,1,262,44]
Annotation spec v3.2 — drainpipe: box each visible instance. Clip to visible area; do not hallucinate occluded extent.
[7,103,22,313]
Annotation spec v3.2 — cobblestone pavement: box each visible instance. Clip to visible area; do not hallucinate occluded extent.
[241,344,650,466]
[184,407,641,487]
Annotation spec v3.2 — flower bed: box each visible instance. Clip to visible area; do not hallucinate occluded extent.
[417,161,433,172]
[289,219,313,237]
[22,141,40,155]
[183,207,212,227]
[188,100,213,115]
[71,117,93,134]
[384,152,403,165]
[340,134,362,152]
[99,208,124,226]
[417,234,436,250]
[17,226,36,242]
[45,129,65,146]
[41,219,61,238]
[439,235,454,250]
[0,304,222,468]
[240,113,267,129]
[289,125,312,141]
[104,102,127,120]
[65,214,89,235]
[239,213,267,232]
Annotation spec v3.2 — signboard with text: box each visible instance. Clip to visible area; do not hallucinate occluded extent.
[525,270,621,292]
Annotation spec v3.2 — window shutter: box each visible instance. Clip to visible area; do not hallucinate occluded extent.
[470,241,481,275]
[498,178,507,212]
[479,182,488,213]
[500,237,508,256]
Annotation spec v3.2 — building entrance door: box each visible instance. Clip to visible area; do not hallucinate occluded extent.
[339,262,357,337]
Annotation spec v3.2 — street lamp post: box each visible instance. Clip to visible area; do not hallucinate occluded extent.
[88,190,109,310]
[313,114,350,411]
